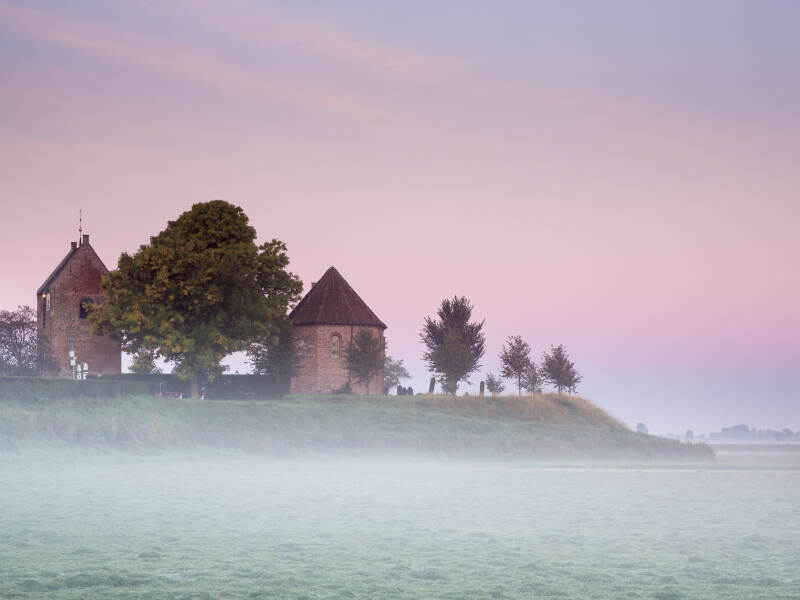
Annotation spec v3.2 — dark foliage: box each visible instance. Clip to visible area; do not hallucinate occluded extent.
[420,296,485,394]
[0,376,151,400]
[331,381,353,395]
[384,355,411,391]
[129,350,161,374]
[247,316,302,391]
[485,372,505,396]
[90,200,302,397]
[522,361,543,394]
[0,305,38,376]
[499,335,532,396]
[541,344,582,395]
[344,329,384,394]
[101,372,288,399]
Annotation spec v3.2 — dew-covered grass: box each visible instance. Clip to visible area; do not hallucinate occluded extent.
[1,446,798,599]
[0,393,712,459]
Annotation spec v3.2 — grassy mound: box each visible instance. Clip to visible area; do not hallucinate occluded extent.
[0,393,713,459]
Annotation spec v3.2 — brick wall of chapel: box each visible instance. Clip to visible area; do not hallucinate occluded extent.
[37,244,121,377]
[290,324,385,395]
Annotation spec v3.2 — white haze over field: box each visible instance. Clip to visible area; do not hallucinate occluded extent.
[1,447,799,599]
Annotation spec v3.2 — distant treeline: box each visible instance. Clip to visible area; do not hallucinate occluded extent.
[709,424,800,442]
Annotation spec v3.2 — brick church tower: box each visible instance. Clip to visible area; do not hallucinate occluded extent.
[37,234,121,378]
[289,266,386,395]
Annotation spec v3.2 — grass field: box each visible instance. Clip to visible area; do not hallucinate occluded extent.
[0,393,795,599]
[0,446,798,599]
[0,393,711,459]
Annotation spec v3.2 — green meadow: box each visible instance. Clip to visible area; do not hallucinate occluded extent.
[3,394,796,599]
[0,392,710,459]
[1,447,798,599]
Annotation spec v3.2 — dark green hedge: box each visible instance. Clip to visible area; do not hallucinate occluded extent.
[99,373,288,399]
[0,376,151,401]
[0,373,287,401]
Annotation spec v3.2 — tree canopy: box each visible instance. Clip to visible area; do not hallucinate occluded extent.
[384,355,411,393]
[91,200,302,397]
[499,335,532,396]
[522,361,543,395]
[247,316,302,395]
[129,350,161,374]
[0,305,38,376]
[344,328,384,394]
[541,344,582,395]
[420,296,485,394]
[485,372,505,396]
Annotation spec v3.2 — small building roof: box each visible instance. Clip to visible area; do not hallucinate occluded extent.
[289,266,386,329]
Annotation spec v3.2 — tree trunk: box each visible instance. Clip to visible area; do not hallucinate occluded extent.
[189,373,200,399]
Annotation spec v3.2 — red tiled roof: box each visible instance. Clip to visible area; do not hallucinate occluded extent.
[289,266,386,329]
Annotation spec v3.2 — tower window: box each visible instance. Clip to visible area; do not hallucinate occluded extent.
[330,333,341,358]
[79,297,93,319]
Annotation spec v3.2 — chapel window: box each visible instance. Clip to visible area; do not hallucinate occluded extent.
[331,334,341,358]
[79,297,93,319]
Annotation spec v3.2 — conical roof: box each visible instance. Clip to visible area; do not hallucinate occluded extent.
[289,266,386,329]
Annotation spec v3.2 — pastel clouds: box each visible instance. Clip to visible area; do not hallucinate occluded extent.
[0,2,399,122]
[139,0,450,76]
[0,1,797,431]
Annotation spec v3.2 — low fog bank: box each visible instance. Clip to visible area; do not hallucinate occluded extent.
[1,448,798,599]
[0,393,713,461]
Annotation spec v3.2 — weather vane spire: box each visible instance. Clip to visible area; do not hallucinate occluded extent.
[79,209,83,245]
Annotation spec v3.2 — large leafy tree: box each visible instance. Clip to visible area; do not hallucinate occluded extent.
[0,305,38,376]
[541,344,582,395]
[420,296,485,395]
[344,329,384,394]
[91,200,302,397]
[499,335,532,396]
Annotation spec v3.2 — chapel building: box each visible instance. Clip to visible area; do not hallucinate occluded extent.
[37,234,121,377]
[289,266,386,395]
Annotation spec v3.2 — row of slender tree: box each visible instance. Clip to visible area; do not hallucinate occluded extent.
[419,296,581,396]
[486,339,581,396]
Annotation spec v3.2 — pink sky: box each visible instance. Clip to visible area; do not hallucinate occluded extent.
[1,1,798,432]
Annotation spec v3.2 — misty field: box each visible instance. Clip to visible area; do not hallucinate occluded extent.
[0,393,711,459]
[1,447,798,599]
